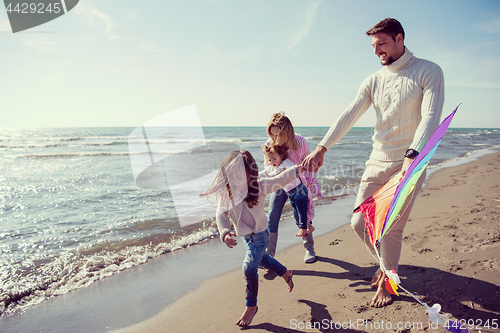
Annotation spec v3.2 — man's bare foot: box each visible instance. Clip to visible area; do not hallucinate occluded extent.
[282,270,294,292]
[370,273,393,307]
[370,268,382,289]
[296,229,308,237]
[236,306,258,327]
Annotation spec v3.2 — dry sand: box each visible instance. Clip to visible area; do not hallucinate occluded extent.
[113,152,500,333]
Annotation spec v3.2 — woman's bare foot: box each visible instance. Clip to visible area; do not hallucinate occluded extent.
[282,269,294,292]
[236,306,258,327]
[296,224,315,237]
[370,268,382,289]
[370,273,393,307]
[296,229,308,237]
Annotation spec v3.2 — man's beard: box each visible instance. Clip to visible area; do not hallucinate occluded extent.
[381,55,396,66]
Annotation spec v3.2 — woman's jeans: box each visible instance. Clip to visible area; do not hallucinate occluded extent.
[268,189,288,233]
[242,228,287,307]
[268,182,309,232]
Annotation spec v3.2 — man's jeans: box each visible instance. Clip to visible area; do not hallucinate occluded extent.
[242,228,287,307]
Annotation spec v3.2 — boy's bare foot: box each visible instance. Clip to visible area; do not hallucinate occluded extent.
[236,306,258,327]
[282,269,294,292]
[370,268,382,289]
[370,273,393,307]
[296,229,308,237]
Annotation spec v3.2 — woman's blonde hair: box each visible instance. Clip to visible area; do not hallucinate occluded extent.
[266,112,297,150]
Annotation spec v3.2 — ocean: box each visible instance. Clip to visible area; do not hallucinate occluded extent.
[1,125,499,319]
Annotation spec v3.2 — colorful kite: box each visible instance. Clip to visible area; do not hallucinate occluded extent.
[355,104,460,249]
[354,104,468,333]
[354,170,403,248]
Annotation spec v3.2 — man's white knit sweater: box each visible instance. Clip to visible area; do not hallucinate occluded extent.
[319,48,445,161]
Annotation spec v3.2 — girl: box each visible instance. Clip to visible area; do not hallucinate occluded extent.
[264,113,323,263]
[200,150,299,327]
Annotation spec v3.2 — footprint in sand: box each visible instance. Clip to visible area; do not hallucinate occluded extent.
[354,305,369,313]
[329,239,343,246]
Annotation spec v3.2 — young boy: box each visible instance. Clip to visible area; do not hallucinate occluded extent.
[261,144,315,237]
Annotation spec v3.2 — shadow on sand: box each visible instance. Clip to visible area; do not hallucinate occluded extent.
[292,256,500,326]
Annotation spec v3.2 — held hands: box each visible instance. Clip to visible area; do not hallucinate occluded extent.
[297,162,308,173]
[301,146,327,172]
[223,231,238,248]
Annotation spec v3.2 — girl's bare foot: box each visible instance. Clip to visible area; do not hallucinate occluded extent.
[370,273,393,307]
[307,224,315,234]
[282,270,294,292]
[236,306,258,327]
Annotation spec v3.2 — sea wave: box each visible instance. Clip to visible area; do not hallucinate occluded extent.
[334,141,373,146]
[59,137,83,142]
[132,138,262,145]
[0,144,63,149]
[1,141,127,149]
[0,221,218,317]
[303,136,325,141]
[24,152,132,159]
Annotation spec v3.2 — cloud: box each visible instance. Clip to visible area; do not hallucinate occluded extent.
[433,46,500,89]
[277,0,323,59]
[202,44,263,65]
[8,3,118,52]
[139,41,163,53]
[0,10,11,32]
[74,2,117,40]
[474,17,500,34]
[16,34,65,52]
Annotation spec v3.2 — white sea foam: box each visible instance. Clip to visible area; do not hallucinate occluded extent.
[0,223,218,316]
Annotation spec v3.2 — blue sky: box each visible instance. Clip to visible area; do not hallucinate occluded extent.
[1,0,499,128]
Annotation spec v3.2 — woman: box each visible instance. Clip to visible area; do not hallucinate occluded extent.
[264,113,323,263]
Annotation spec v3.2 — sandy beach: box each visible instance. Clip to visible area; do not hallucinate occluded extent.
[113,151,500,333]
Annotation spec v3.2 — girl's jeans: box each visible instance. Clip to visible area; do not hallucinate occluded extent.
[242,228,287,307]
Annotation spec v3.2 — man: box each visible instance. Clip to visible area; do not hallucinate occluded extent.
[303,18,444,307]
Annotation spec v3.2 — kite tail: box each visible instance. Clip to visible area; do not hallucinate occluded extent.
[367,221,469,333]
[383,270,469,333]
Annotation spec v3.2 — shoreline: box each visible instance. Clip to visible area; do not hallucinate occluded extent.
[112,149,500,333]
